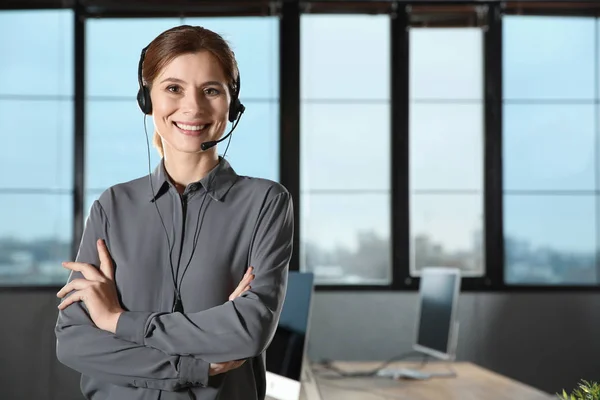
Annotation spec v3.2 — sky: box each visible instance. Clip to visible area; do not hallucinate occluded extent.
[0,11,599,277]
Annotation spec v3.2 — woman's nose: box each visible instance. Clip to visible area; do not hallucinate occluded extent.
[182,91,208,114]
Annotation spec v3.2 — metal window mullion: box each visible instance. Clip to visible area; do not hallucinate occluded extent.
[72,4,85,260]
[391,4,411,290]
[280,1,301,272]
[483,4,504,287]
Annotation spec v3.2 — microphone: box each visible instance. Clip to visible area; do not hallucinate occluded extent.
[200,105,245,151]
[201,127,234,151]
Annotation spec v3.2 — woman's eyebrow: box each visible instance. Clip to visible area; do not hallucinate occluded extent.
[202,80,227,87]
[159,78,226,87]
[160,77,186,85]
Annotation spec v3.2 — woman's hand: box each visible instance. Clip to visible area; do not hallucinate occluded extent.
[209,359,246,376]
[57,239,124,334]
[229,266,254,301]
[209,267,255,375]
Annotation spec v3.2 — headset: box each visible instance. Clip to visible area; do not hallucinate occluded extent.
[136,45,245,150]
[137,42,245,313]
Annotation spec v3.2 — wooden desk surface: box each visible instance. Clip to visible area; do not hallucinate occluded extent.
[308,361,555,400]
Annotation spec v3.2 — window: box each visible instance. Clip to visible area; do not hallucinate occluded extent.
[5,4,595,291]
[85,17,279,210]
[0,10,74,285]
[503,16,598,285]
[300,15,391,285]
[409,28,485,277]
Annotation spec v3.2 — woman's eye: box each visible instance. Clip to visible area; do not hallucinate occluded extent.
[167,85,181,93]
[205,88,220,96]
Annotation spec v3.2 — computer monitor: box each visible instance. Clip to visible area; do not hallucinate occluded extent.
[265,271,321,400]
[413,267,461,361]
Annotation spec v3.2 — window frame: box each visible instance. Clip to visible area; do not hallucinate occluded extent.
[2,0,600,291]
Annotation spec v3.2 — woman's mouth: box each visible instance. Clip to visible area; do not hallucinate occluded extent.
[173,121,210,136]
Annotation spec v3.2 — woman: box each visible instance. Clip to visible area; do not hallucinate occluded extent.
[54,25,294,400]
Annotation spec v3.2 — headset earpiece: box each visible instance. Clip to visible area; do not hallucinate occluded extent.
[228,97,243,123]
[137,46,152,115]
[137,85,152,115]
[228,74,245,123]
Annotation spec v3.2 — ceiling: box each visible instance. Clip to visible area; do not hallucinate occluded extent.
[1,0,599,20]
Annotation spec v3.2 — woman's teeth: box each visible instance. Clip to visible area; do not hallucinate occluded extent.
[175,122,206,131]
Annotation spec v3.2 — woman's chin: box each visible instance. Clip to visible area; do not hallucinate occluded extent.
[161,130,221,155]
[173,134,208,151]
[162,140,205,156]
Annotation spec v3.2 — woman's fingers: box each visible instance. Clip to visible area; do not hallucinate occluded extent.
[56,278,93,298]
[62,261,104,282]
[243,267,254,285]
[229,268,255,301]
[229,284,251,301]
[97,239,115,281]
[57,290,86,310]
[230,285,251,300]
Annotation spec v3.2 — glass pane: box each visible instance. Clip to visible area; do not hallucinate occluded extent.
[85,100,162,191]
[503,104,595,191]
[410,194,484,276]
[301,103,390,191]
[410,103,483,191]
[0,99,73,190]
[503,16,595,100]
[0,10,73,96]
[504,195,597,285]
[301,193,391,285]
[86,18,180,97]
[183,17,279,100]
[300,14,391,285]
[301,15,390,100]
[0,194,72,285]
[410,28,483,100]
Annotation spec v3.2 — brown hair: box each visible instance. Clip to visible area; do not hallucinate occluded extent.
[140,25,240,157]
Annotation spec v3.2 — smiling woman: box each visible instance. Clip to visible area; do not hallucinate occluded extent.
[139,26,241,159]
[55,25,293,400]
[150,52,232,153]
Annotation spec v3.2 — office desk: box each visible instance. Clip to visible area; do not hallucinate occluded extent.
[307,361,554,400]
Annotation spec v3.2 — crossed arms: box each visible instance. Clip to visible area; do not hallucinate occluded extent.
[54,191,294,391]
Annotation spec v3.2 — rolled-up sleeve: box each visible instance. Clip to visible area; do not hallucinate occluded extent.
[115,191,294,363]
[55,200,211,390]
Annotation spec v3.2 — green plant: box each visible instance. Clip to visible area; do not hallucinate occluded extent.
[558,380,600,400]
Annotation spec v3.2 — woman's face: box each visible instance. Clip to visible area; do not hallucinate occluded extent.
[150,51,231,156]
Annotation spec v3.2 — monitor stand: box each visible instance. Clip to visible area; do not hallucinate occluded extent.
[376,367,432,380]
[375,358,457,381]
[379,320,461,380]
